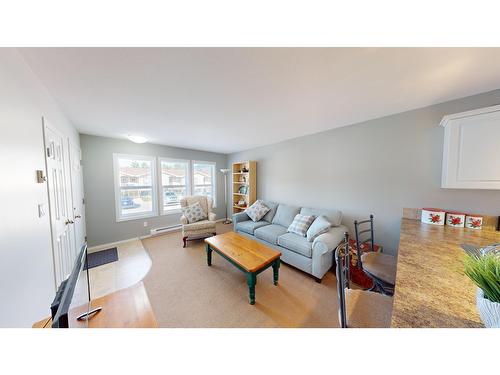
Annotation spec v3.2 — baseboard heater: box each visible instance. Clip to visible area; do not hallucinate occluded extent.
[150,225,181,236]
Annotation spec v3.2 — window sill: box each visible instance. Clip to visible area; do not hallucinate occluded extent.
[116,212,158,222]
[161,209,182,216]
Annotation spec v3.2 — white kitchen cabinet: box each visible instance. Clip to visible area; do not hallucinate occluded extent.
[440,104,500,189]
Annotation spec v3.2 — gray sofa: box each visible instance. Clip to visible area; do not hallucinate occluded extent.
[233,201,347,281]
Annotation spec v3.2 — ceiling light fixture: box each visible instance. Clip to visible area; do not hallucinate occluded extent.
[127,135,148,144]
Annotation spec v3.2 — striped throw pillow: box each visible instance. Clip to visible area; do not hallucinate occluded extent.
[287,214,316,237]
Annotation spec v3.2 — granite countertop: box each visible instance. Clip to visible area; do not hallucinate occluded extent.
[391,218,500,328]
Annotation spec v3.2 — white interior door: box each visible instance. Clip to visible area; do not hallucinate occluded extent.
[43,120,75,287]
[68,141,86,252]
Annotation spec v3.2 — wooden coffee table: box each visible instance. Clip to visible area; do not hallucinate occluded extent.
[204,232,281,305]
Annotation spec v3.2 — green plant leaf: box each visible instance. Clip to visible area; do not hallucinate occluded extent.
[464,253,500,303]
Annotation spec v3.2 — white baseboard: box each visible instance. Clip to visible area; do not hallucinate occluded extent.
[139,219,231,240]
[88,237,139,253]
[139,224,181,240]
[89,219,233,249]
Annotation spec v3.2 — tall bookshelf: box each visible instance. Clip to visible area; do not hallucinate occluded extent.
[232,161,256,214]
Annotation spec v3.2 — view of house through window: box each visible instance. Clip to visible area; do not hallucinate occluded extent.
[193,161,216,207]
[161,159,189,213]
[113,154,217,221]
[114,154,157,220]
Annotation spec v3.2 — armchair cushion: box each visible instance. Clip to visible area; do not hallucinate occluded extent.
[182,219,216,231]
[181,202,207,223]
[180,196,211,216]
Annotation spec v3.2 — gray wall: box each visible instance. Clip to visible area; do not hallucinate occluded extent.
[0,48,80,326]
[228,89,500,254]
[80,134,228,247]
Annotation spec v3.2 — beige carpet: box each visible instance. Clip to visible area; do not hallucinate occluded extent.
[141,222,340,327]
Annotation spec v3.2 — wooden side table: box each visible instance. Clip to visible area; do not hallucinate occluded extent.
[348,239,382,289]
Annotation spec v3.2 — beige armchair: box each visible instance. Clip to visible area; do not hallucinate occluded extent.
[180,195,217,247]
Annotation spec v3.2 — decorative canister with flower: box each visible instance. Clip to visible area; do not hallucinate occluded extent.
[465,214,483,230]
[421,208,446,225]
[446,212,466,227]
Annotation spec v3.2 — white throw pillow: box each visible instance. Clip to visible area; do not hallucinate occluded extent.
[306,215,332,242]
[288,214,316,237]
[182,202,207,223]
[245,200,271,222]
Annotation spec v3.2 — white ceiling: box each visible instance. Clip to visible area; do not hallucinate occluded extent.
[20,48,500,154]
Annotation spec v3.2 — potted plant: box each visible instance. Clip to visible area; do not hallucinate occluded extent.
[464,252,500,328]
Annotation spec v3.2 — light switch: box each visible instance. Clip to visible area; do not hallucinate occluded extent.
[38,204,46,217]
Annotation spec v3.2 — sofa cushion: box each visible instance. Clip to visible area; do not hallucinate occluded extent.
[261,200,279,223]
[278,232,313,258]
[254,224,288,245]
[300,207,342,227]
[235,220,270,235]
[272,204,301,228]
[306,215,332,242]
[245,200,271,222]
[287,214,316,237]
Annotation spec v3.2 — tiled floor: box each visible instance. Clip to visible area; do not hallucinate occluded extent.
[88,239,152,299]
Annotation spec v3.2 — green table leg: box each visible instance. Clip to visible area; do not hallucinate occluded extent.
[246,272,256,305]
[205,244,212,266]
[272,259,280,285]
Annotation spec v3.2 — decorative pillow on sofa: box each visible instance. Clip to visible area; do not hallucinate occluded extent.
[182,202,207,223]
[306,215,331,242]
[245,200,271,222]
[287,214,316,237]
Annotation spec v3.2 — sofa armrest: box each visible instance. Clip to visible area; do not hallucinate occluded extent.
[232,211,249,224]
[208,212,216,222]
[180,215,188,225]
[312,225,348,256]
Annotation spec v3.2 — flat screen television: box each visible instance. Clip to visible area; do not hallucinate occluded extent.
[51,243,101,328]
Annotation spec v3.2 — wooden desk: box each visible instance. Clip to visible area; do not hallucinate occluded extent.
[33,282,157,328]
[391,218,500,328]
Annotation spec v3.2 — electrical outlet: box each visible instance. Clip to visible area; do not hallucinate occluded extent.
[143,221,148,227]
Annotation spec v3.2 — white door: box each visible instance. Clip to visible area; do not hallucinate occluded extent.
[43,119,74,287]
[68,141,86,252]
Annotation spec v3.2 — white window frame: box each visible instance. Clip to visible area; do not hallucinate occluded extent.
[113,153,158,222]
[192,160,217,208]
[158,157,191,215]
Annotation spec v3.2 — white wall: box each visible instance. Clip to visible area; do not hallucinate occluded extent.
[80,134,227,247]
[228,89,500,254]
[0,48,80,327]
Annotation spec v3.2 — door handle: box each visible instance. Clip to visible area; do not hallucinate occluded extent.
[65,219,75,225]
[75,215,82,219]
